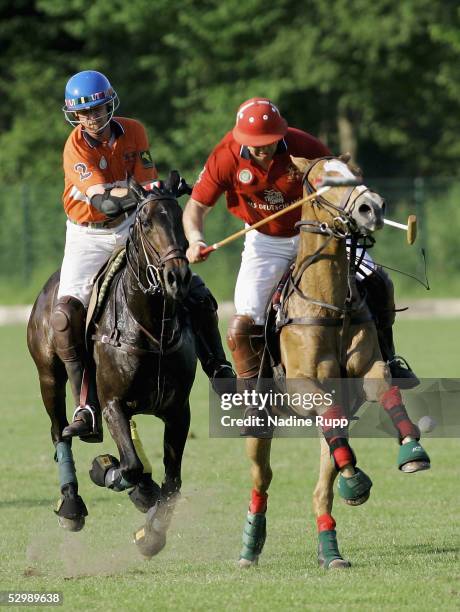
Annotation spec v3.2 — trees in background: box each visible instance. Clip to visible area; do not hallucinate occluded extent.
[1,0,460,183]
[1,0,460,299]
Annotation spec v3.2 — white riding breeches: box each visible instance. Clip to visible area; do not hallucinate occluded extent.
[233,229,376,325]
[57,215,135,307]
[234,229,299,325]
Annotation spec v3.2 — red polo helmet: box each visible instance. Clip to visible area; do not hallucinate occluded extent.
[232,98,288,146]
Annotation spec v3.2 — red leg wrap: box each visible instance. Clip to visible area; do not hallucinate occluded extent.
[380,386,403,410]
[317,513,336,533]
[250,489,268,514]
[320,405,347,432]
[331,444,354,469]
[381,386,419,440]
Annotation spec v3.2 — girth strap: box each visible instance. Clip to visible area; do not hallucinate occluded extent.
[277,313,373,329]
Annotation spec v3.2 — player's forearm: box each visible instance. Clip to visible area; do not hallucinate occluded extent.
[183,198,210,244]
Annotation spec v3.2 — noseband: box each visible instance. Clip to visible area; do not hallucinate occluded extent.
[126,190,188,295]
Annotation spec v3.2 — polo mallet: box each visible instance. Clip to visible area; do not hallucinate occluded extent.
[198,177,416,257]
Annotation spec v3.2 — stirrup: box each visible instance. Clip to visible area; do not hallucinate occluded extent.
[62,405,102,442]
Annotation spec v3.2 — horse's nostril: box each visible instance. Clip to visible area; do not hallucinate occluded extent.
[358,203,371,215]
[183,268,192,286]
[167,270,177,287]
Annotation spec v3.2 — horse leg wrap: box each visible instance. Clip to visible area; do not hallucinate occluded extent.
[381,386,420,440]
[89,454,135,491]
[321,406,351,469]
[337,468,373,504]
[317,529,350,569]
[397,440,431,471]
[317,515,350,569]
[55,441,77,490]
[327,438,356,471]
[239,512,267,565]
[249,489,268,514]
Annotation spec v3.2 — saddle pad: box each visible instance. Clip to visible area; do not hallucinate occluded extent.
[86,247,126,334]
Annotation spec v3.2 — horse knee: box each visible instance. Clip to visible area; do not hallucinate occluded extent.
[226,315,264,378]
[50,296,86,361]
[363,366,391,401]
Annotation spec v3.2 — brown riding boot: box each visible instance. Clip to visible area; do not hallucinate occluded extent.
[50,295,102,442]
[359,267,419,389]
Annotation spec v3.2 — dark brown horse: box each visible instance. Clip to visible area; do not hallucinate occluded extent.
[27,179,197,557]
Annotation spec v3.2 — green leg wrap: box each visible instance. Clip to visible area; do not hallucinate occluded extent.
[337,468,372,504]
[55,441,77,490]
[398,440,431,471]
[318,530,351,569]
[239,512,266,564]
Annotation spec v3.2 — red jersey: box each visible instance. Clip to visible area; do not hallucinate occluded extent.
[63,117,157,224]
[191,128,330,237]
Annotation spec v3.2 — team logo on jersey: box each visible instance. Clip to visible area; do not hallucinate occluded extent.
[99,156,107,170]
[238,169,253,184]
[74,162,92,181]
[139,150,154,168]
[286,163,302,182]
[263,189,284,205]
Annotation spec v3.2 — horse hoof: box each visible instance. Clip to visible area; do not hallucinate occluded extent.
[57,515,85,532]
[238,557,258,568]
[133,526,166,558]
[327,558,351,569]
[400,460,431,473]
[342,491,370,506]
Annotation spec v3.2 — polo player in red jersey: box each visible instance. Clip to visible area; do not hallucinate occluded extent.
[183,97,418,389]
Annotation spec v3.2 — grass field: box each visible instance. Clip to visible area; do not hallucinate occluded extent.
[0,319,459,611]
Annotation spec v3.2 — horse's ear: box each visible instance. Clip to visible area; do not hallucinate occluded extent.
[165,169,193,198]
[165,170,180,195]
[127,175,147,202]
[290,155,311,173]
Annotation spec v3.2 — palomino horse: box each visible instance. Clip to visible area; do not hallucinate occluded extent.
[27,179,196,557]
[239,157,430,569]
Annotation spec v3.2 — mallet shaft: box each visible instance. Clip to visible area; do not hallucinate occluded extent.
[199,186,331,257]
[384,219,408,230]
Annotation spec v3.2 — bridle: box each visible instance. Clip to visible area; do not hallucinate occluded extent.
[295,158,372,241]
[125,189,188,295]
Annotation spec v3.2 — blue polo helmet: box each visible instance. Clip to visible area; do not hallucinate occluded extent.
[62,70,119,128]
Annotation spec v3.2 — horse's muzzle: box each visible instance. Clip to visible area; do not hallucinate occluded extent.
[164,261,192,301]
